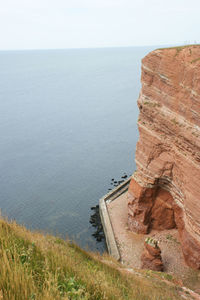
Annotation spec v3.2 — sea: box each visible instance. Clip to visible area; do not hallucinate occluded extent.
[0,46,156,252]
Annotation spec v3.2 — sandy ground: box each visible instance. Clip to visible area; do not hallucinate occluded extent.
[107,191,191,277]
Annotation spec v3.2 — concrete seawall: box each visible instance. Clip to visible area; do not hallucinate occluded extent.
[99,177,131,261]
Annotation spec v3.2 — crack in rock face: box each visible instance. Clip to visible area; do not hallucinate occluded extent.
[128,45,200,270]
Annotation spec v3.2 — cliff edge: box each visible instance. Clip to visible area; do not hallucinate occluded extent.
[128,45,200,269]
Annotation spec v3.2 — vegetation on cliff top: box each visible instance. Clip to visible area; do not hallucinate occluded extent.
[154,45,200,64]
[157,44,200,51]
[157,44,200,58]
[0,218,185,299]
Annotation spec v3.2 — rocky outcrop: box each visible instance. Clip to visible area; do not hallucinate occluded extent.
[141,238,163,271]
[128,45,200,269]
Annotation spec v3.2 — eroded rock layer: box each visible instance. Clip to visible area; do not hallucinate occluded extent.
[141,238,163,271]
[128,45,200,269]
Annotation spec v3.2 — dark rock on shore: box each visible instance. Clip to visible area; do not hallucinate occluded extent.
[90,204,105,243]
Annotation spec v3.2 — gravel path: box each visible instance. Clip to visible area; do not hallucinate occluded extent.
[107,191,190,276]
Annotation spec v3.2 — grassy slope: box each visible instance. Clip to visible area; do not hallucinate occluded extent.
[0,218,186,300]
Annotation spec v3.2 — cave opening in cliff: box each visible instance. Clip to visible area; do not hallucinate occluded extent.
[149,187,177,232]
[127,177,178,234]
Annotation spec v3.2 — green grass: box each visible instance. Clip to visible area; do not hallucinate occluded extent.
[191,57,200,64]
[171,118,179,125]
[166,234,180,244]
[156,44,200,57]
[183,269,200,293]
[0,219,186,299]
[155,44,200,63]
[157,44,200,51]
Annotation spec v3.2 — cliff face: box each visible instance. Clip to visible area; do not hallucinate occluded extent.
[128,45,200,269]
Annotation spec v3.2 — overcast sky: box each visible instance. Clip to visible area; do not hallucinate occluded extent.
[0,0,199,50]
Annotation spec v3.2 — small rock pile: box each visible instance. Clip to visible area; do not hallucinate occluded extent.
[141,237,164,271]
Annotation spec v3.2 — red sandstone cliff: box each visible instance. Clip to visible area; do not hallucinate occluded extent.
[128,45,200,269]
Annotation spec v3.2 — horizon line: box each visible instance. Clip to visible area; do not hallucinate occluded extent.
[0,43,182,52]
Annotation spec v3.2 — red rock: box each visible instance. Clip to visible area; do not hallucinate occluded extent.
[141,238,163,271]
[128,45,200,269]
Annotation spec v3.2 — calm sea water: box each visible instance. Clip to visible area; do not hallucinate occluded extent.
[0,46,155,252]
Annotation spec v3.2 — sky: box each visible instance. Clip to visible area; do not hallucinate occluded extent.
[0,0,200,50]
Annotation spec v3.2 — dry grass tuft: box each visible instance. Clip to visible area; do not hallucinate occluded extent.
[0,218,183,299]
